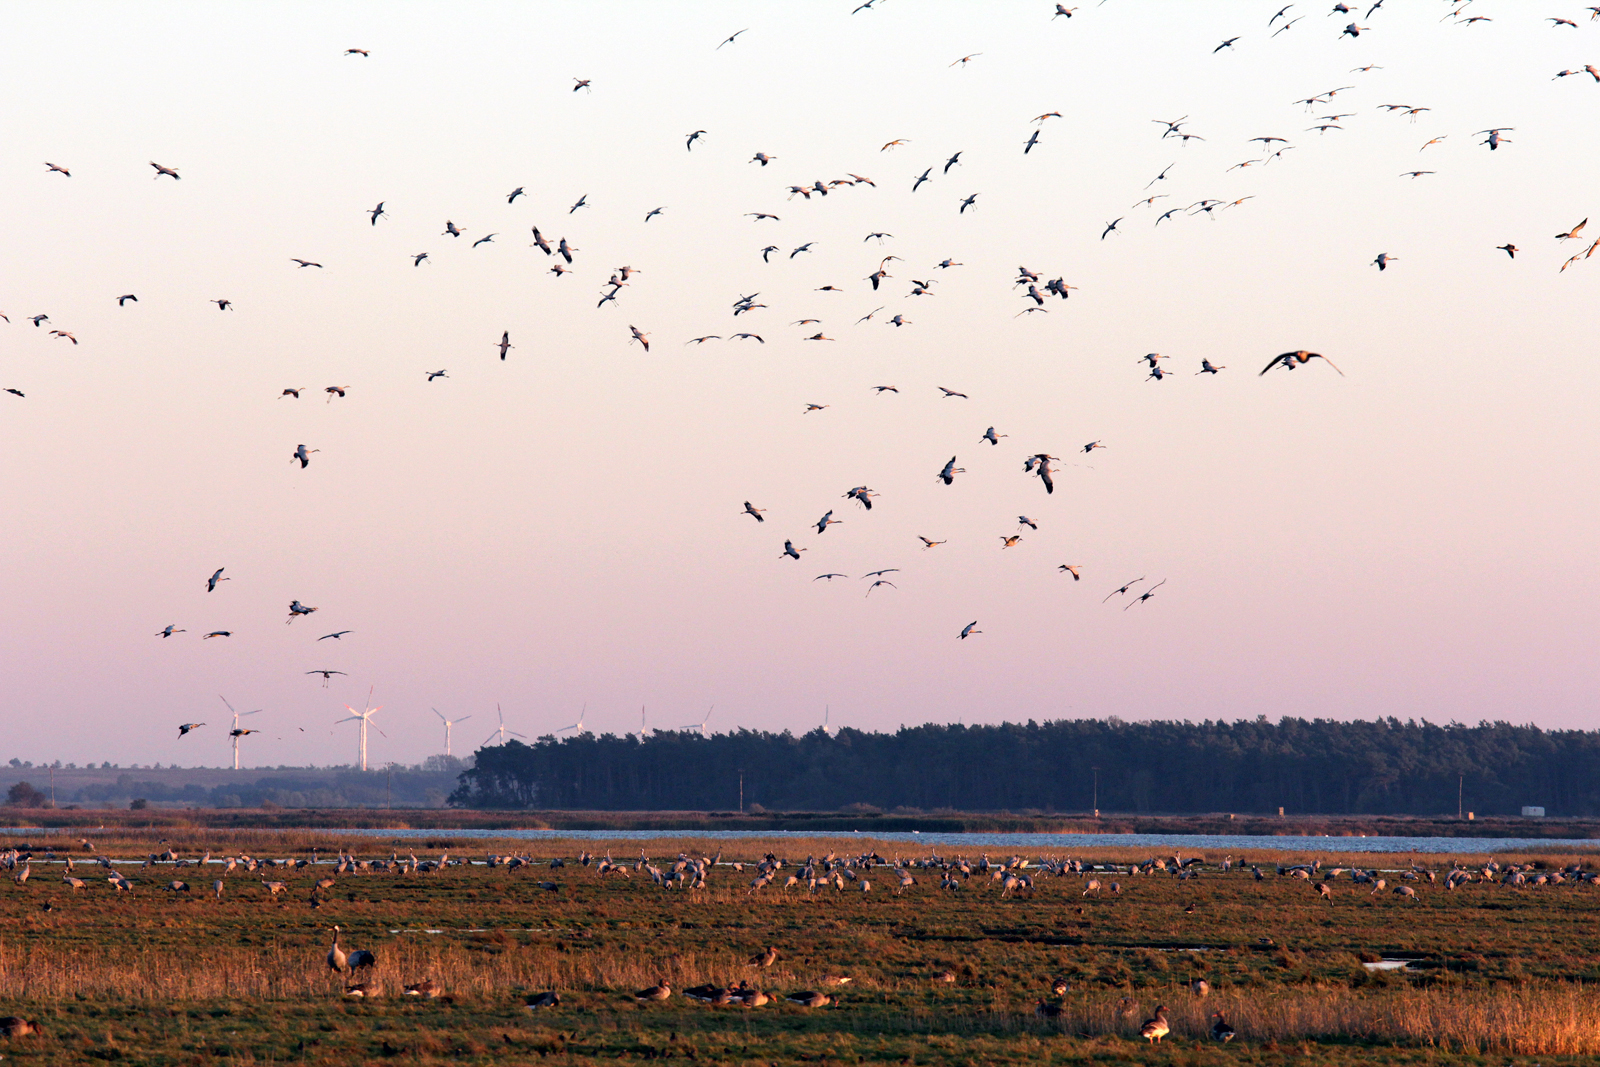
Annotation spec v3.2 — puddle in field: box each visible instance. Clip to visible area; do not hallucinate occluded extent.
[387,928,488,934]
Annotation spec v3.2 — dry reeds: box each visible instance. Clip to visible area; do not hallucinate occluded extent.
[1025,985,1600,1056]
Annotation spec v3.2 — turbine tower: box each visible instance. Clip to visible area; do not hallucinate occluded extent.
[336,687,384,771]
[432,708,472,758]
[219,695,262,770]
[482,704,528,747]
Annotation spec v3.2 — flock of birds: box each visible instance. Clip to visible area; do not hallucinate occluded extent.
[3,839,1590,1043]
[5,0,1596,755]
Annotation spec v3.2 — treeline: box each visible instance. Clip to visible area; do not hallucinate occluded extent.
[61,763,465,809]
[448,718,1600,816]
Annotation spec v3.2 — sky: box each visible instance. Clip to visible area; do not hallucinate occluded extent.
[2,0,1597,770]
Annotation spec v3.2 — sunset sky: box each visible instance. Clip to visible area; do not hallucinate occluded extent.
[2,1,1596,769]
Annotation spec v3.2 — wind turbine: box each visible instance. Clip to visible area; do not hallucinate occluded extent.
[823,705,838,737]
[432,708,472,758]
[219,695,262,770]
[555,704,586,735]
[680,705,713,736]
[482,703,528,746]
[336,687,384,771]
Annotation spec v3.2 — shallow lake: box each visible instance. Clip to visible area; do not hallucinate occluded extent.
[295,828,1598,854]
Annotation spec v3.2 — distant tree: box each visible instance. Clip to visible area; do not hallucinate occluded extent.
[6,781,46,808]
[128,798,148,810]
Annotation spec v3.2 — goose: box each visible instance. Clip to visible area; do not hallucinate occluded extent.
[0,1018,43,1037]
[1035,999,1064,1017]
[1191,978,1210,996]
[749,946,780,967]
[348,946,377,973]
[1211,1011,1235,1041]
[1139,1006,1170,1044]
[526,991,561,1009]
[785,991,833,1007]
[404,980,442,997]
[635,980,671,1002]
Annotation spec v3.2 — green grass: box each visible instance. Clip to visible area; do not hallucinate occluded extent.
[0,833,1597,1064]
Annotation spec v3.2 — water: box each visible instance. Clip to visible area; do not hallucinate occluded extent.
[7,826,1593,854]
[252,828,1600,854]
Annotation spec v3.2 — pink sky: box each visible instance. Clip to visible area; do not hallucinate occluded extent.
[1,1,1596,769]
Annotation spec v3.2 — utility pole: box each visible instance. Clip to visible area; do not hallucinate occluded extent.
[1091,765,1099,818]
[738,769,745,814]
[49,765,55,809]
[1458,773,1463,819]
[387,765,393,809]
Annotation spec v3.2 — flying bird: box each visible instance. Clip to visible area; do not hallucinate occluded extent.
[1059,565,1081,580]
[344,48,369,56]
[202,631,231,639]
[117,294,137,305]
[319,631,354,641]
[178,723,205,736]
[290,258,323,268]
[958,621,981,639]
[206,568,229,593]
[1125,579,1169,610]
[291,444,319,468]
[472,233,496,247]
[717,28,748,48]
[686,130,706,150]
[426,369,448,381]
[781,540,806,560]
[1497,244,1518,258]
[1103,578,1144,602]
[1371,252,1397,270]
[307,670,347,687]
[497,331,513,360]
[507,187,526,203]
[1260,350,1343,375]
[919,537,947,549]
[742,502,766,522]
[150,162,180,179]
[629,325,650,351]
[937,387,968,399]
[368,201,385,224]
[1101,218,1124,239]
[286,600,318,622]
[938,457,964,485]
[156,626,186,638]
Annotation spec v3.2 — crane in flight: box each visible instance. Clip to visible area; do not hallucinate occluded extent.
[220,695,262,770]
[307,670,347,688]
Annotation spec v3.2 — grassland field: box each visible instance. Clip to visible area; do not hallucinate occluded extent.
[0,828,1597,1065]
